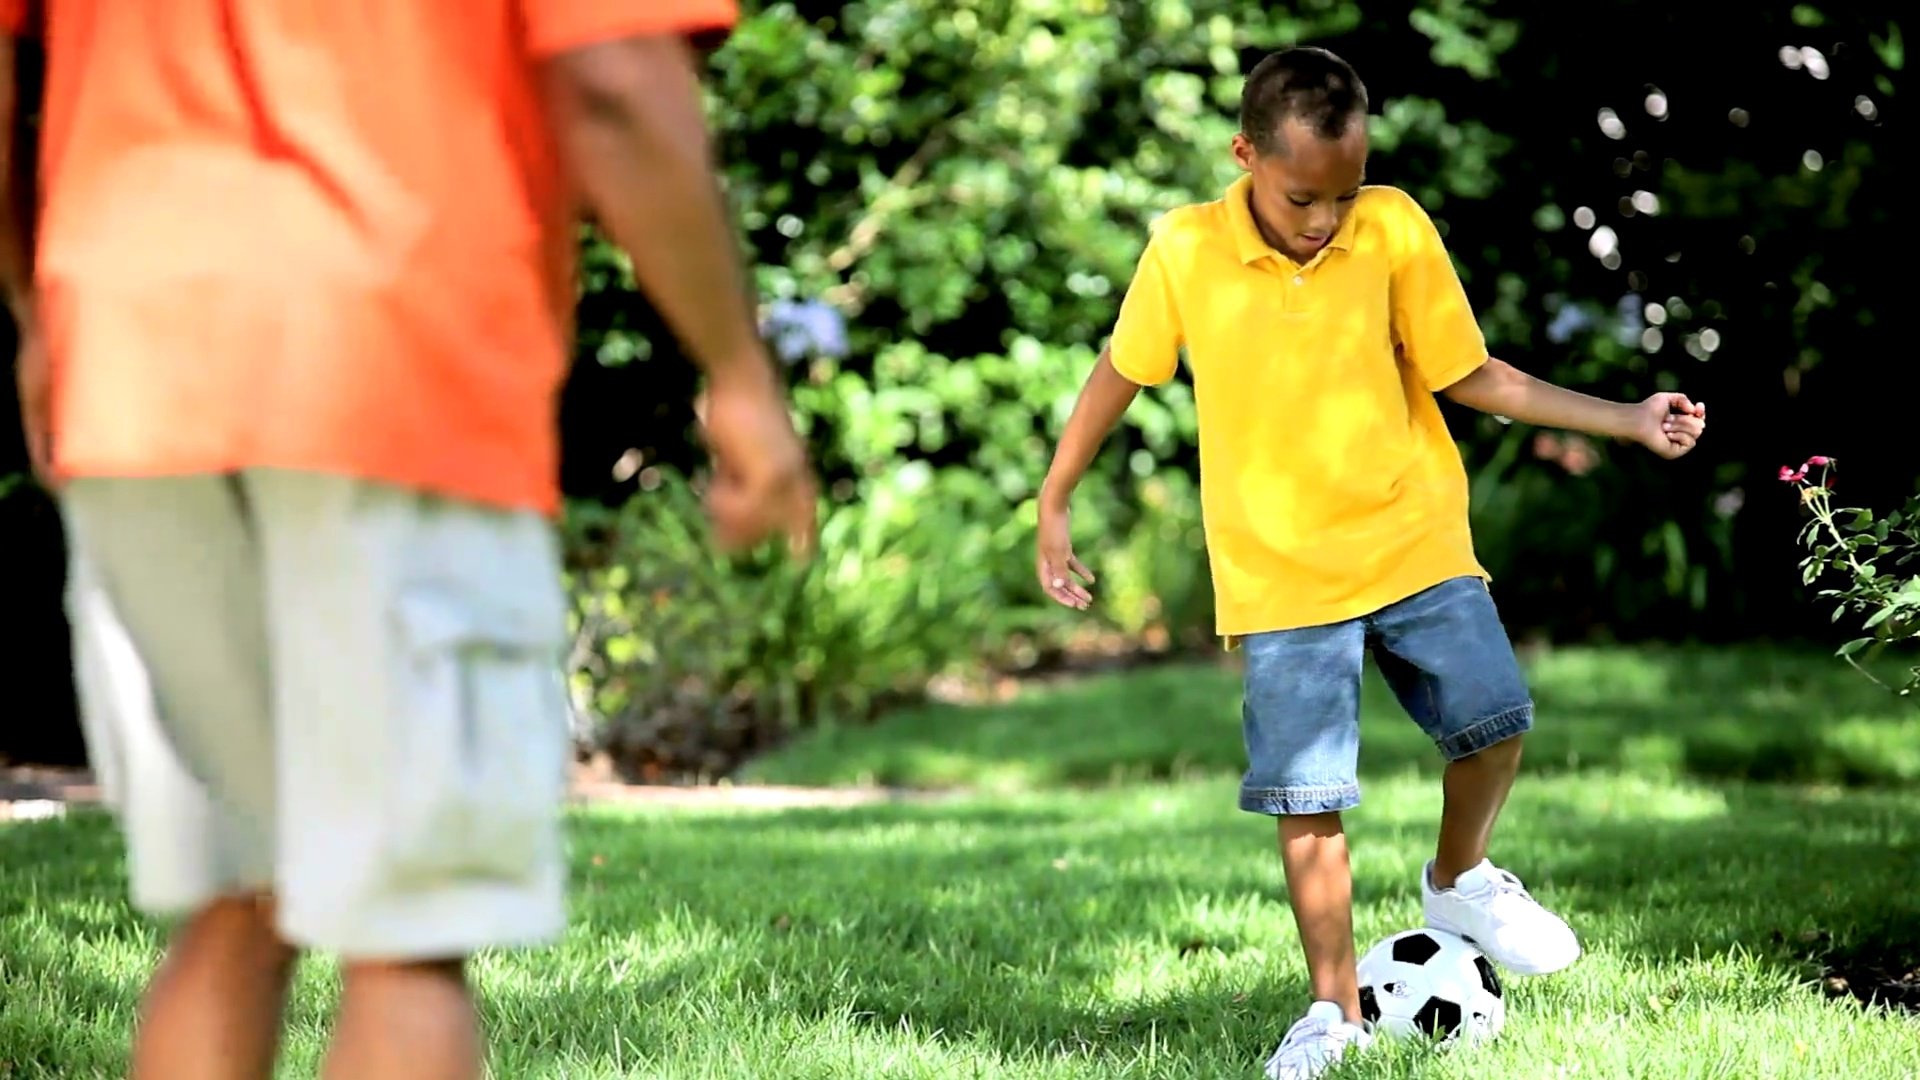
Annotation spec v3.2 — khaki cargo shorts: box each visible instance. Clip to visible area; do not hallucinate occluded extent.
[62,469,571,959]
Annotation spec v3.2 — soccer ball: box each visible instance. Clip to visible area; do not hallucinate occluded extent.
[1357,928,1504,1045]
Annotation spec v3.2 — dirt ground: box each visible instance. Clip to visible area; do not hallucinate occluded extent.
[0,763,941,823]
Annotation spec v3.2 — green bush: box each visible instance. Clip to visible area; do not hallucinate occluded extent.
[560,450,1213,779]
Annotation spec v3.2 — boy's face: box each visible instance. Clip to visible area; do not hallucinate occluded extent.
[1232,117,1368,265]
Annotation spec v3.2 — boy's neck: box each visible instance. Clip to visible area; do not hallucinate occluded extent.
[1246,192,1312,264]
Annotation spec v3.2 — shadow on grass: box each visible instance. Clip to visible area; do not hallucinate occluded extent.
[743,645,1920,792]
[469,783,1920,1072]
[506,809,1319,1071]
[9,766,1917,1075]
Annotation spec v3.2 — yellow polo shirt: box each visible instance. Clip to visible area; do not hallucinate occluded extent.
[1108,175,1490,637]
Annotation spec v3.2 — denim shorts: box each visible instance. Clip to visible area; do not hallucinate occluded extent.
[1238,576,1533,816]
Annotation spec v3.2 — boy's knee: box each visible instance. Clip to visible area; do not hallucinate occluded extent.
[1464,732,1525,768]
[1277,810,1346,841]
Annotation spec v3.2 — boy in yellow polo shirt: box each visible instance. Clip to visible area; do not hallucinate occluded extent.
[1035,47,1706,1080]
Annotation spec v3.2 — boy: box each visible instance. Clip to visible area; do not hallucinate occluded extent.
[1034,47,1705,1080]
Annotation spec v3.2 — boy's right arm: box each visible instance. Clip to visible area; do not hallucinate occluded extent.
[1037,233,1181,610]
[1036,347,1142,609]
[540,33,816,557]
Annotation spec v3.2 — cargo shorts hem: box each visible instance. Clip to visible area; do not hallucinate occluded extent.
[1238,782,1361,816]
[279,882,566,961]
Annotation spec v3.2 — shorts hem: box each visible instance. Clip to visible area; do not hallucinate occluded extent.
[278,883,566,961]
[1238,784,1361,816]
[130,876,274,925]
[1436,703,1534,761]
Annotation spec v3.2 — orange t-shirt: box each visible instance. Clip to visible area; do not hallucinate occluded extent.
[1,1,735,515]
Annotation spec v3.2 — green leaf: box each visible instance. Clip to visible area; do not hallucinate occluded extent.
[1837,638,1873,657]
[1864,605,1896,629]
[1871,23,1904,72]
[1851,509,1874,530]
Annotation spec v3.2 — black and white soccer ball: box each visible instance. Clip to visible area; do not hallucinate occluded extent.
[1357,928,1504,1045]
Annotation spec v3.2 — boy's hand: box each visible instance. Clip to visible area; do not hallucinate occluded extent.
[1036,503,1095,610]
[1632,392,1707,460]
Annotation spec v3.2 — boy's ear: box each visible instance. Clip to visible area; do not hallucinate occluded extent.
[1231,132,1257,172]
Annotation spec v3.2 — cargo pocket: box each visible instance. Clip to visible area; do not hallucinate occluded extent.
[384,587,569,886]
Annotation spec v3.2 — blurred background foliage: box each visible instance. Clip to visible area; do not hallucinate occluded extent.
[4,0,1912,777]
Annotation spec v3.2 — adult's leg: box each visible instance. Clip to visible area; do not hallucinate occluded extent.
[248,469,572,1079]
[64,478,292,1080]
[130,895,298,1080]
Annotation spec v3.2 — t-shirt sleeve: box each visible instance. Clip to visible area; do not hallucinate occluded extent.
[520,0,739,58]
[1106,231,1184,387]
[1387,190,1488,392]
[1,0,31,35]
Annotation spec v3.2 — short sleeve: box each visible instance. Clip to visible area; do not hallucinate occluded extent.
[520,0,739,58]
[1386,190,1488,392]
[1107,233,1183,387]
[1,0,31,35]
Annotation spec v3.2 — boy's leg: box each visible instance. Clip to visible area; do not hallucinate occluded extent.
[1435,734,1524,886]
[1276,812,1358,1018]
[1239,624,1374,1079]
[248,469,572,1078]
[64,478,294,1080]
[1370,576,1578,975]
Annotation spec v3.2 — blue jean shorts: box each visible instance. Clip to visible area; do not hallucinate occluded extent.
[1238,576,1533,816]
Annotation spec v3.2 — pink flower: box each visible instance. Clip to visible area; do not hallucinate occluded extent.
[1779,465,1807,483]
[1805,455,1832,467]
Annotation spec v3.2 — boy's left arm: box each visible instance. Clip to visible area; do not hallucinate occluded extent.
[1382,188,1707,461]
[1441,358,1707,460]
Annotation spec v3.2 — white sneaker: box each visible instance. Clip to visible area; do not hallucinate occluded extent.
[1263,1001,1372,1080]
[1422,858,1580,975]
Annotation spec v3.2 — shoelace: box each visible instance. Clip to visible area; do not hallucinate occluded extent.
[1280,1016,1361,1053]
[1490,868,1536,901]
[1268,1015,1368,1080]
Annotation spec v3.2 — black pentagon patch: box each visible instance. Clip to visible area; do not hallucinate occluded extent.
[1391,932,1443,965]
[1358,985,1380,1024]
[1412,996,1462,1037]
[1474,954,1502,997]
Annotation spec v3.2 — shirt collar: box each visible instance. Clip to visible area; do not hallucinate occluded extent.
[1225,173,1357,266]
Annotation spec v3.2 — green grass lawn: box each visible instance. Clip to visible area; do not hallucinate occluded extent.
[3,646,1919,1078]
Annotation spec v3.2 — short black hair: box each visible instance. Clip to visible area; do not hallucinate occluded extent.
[1238,47,1369,156]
